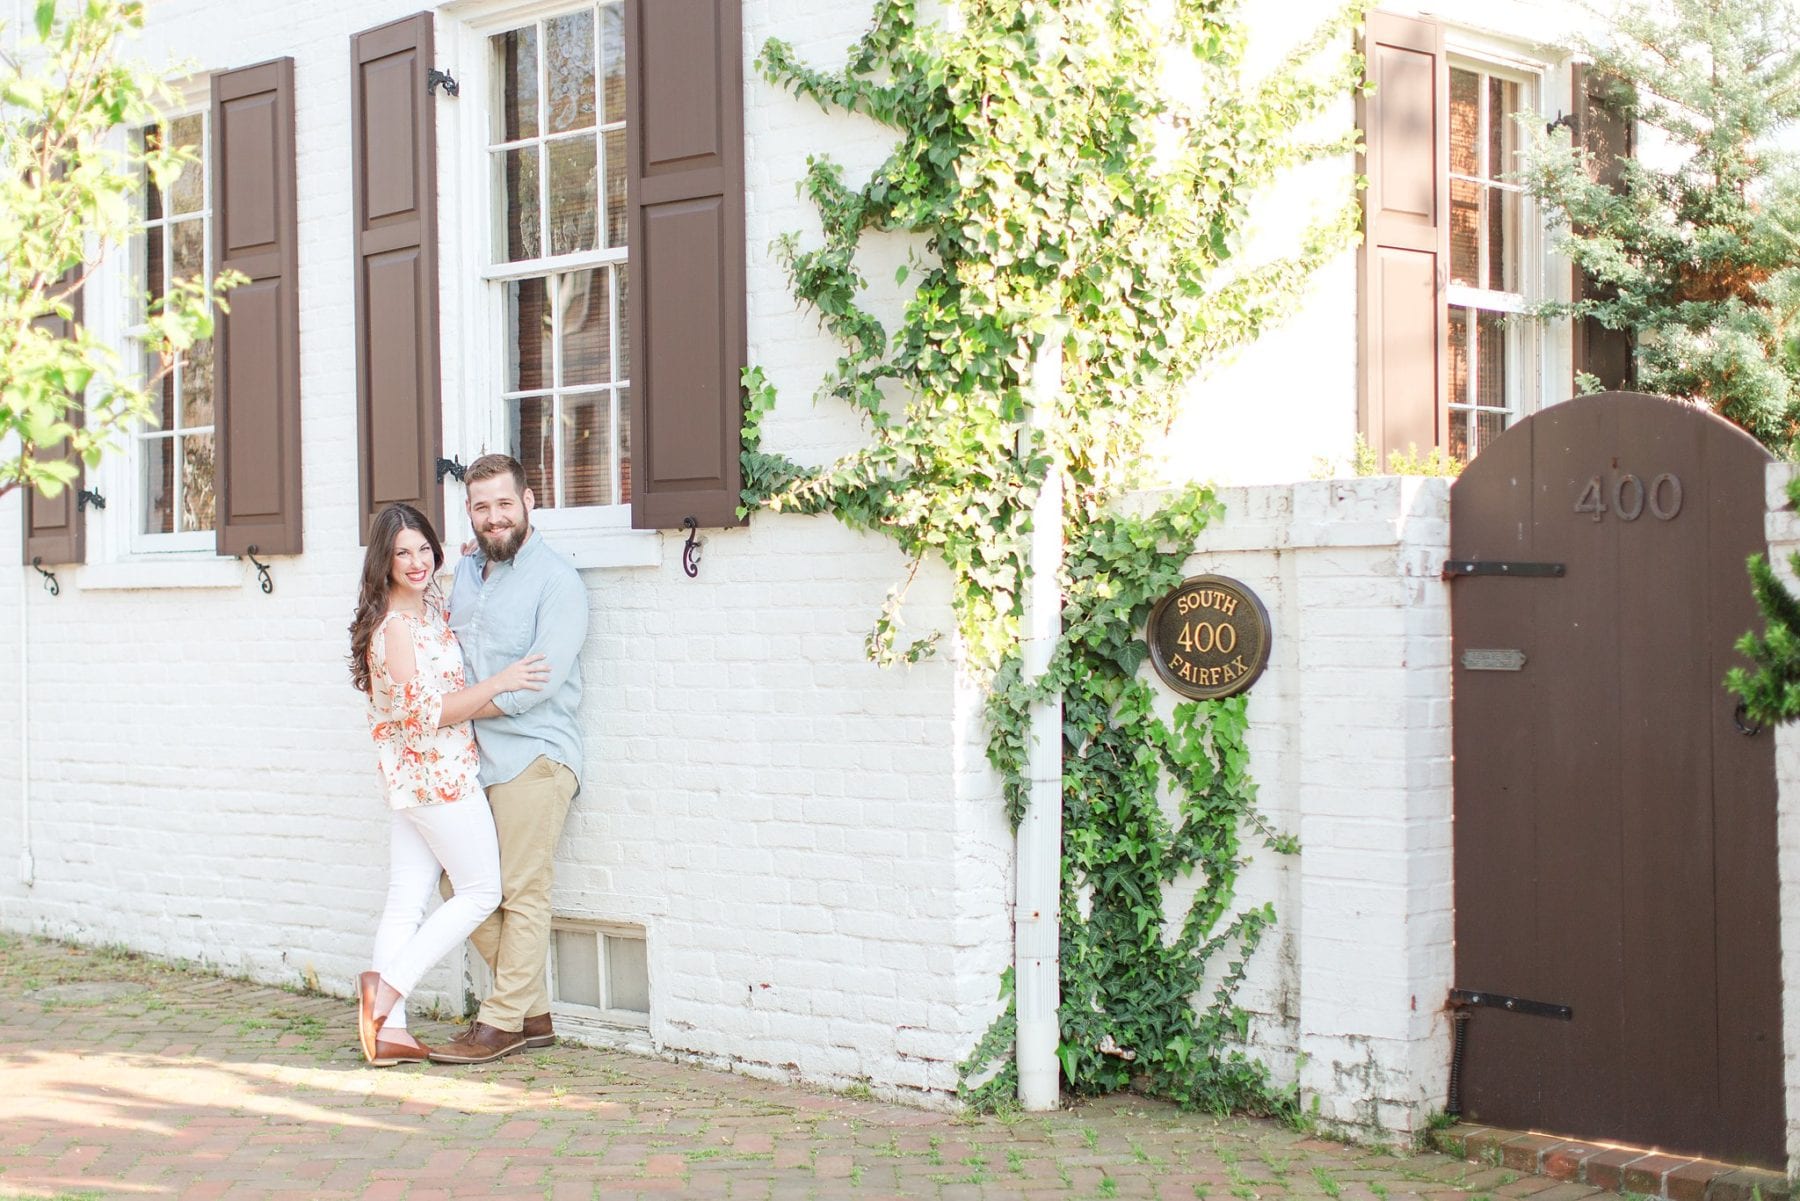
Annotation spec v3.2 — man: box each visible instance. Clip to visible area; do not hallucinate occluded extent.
[428,453,588,1065]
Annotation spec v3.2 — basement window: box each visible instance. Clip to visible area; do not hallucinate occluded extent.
[549,919,649,1026]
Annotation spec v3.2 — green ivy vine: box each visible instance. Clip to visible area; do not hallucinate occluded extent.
[743,0,1362,1116]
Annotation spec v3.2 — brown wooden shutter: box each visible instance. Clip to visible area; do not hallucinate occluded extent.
[1569,64,1636,394]
[626,0,746,530]
[20,274,86,566]
[212,57,303,557]
[352,13,442,538]
[1357,11,1449,463]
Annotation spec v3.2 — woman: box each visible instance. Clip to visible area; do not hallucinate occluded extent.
[347,502,549,1065]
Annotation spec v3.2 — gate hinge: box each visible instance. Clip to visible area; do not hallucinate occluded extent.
[1450,988,1572,1020]
[1442,560,1566,580]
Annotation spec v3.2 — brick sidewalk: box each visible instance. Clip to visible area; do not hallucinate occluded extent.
[1,934,1561,1201]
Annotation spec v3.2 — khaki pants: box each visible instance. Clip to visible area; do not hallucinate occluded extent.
[455,755,577,1032]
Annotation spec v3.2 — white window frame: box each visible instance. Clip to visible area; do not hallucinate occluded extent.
[1432,28,1576,450]
[127,86,218,556]
[440,0,657,569]
[546,917,650,1030]
[77,74,244,586]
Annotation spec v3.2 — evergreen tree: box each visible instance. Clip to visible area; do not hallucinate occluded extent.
[1517,0,1800,452]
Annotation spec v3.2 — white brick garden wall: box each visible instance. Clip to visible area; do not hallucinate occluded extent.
[1128,477,1455,1141]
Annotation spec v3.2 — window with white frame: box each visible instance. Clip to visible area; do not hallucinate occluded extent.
[487,3,630,511]
[1446,62,1535,462]
[132,111,217,549]
[549,919,649,1024]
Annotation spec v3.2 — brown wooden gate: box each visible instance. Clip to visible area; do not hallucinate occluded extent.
[1451,392,1782,1168]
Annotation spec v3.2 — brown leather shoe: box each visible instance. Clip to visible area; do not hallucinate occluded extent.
[371,1032,430,1067]
[522,1013,555,1049]
[426,1021,527,1064]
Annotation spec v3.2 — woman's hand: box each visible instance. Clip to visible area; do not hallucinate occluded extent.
[492,653,551,694]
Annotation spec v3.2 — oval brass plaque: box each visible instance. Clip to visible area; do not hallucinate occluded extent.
[1146,574,1272,701]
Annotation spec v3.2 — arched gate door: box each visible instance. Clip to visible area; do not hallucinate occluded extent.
[1450,392,1782,1167]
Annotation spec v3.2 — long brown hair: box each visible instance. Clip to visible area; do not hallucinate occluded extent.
[348,503,446,694]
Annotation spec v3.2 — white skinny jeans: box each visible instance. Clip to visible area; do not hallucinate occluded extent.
[370,797,501,1030]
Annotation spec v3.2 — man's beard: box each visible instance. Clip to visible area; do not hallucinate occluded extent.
[476,518,528,563]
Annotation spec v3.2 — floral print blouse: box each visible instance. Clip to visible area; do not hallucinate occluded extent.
[367,598,483,810]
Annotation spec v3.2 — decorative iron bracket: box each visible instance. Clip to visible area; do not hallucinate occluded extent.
[681,516,702,578]
[76,488,106,511]
[1450,988,1572,1021]
[30,556,59,596]
[436,456,467,484]
[1545,111,1576,136]
[1442,560,1566,580]
[427,68,460,97]
[242,545,274,595]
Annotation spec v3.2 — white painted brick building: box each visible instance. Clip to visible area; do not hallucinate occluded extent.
[9,0,1793,1168]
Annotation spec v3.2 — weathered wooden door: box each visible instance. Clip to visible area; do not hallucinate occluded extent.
[1451,392,1782,1167]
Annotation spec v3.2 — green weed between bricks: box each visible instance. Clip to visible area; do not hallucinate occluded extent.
[741,0,1363,1115]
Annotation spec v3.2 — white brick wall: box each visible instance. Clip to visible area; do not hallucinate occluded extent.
[0,0,1013,1104]
[1763,463,1800,1177]
[1128,478,1455,1142]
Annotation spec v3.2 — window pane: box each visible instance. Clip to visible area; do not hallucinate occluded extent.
[601,3,625,125]
[1449,305,1470,406]
[544,9,597,134]
[182,338,216,430]
[1487,77,1518,181]
[1489,184,1519,292]
[170,216,205,286]
[616,264,630,380]
[605,934,649,1013]
[166,114,205,214]
[560,269,611,385]
[505,276,551,393]
[1448,409,1470,463]
[144,226,164,308]
[603,128,627,249]
[553,929,602,1008]
[179,432,216,533]
[493,26,539,142]
[143,125,164,221]
[1475,409,1507,456]
[498,146,542,262]
[140,436,174,535]
[547,135,598,257]
[617,384,631,503]
[510,394,558,508]
[1450,178,1479,286]
[1477,311,1508,408]
[563,391,613,506]
[1450,68,1479,177]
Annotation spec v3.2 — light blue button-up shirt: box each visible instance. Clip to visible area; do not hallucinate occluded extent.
[448,529,588,789]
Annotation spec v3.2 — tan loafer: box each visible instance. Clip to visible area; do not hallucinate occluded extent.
[371,1033,430,1067]
[356,971,383,1062]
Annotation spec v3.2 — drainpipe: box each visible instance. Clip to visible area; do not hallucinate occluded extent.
[1015,336,1064,1111]
[18,559,33,887]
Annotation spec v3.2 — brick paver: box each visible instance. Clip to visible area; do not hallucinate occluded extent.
[0,935,1483,1199]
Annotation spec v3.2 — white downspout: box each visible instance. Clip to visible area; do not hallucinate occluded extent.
[1015,337,1064,1111]
[18,558,33,887]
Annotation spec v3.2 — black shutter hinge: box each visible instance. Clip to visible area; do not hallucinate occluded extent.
[682,516,702,578]
[427,69,460,98]
[436,456,467,484]
[29,556,59,596]
[1546,111,1576,136]
[76,488,105,511]
[242,545,274,595]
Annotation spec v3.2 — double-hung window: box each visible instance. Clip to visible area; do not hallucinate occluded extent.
[485,3,630,512]
[1446,63,1535,461]
[132,110,217,551]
